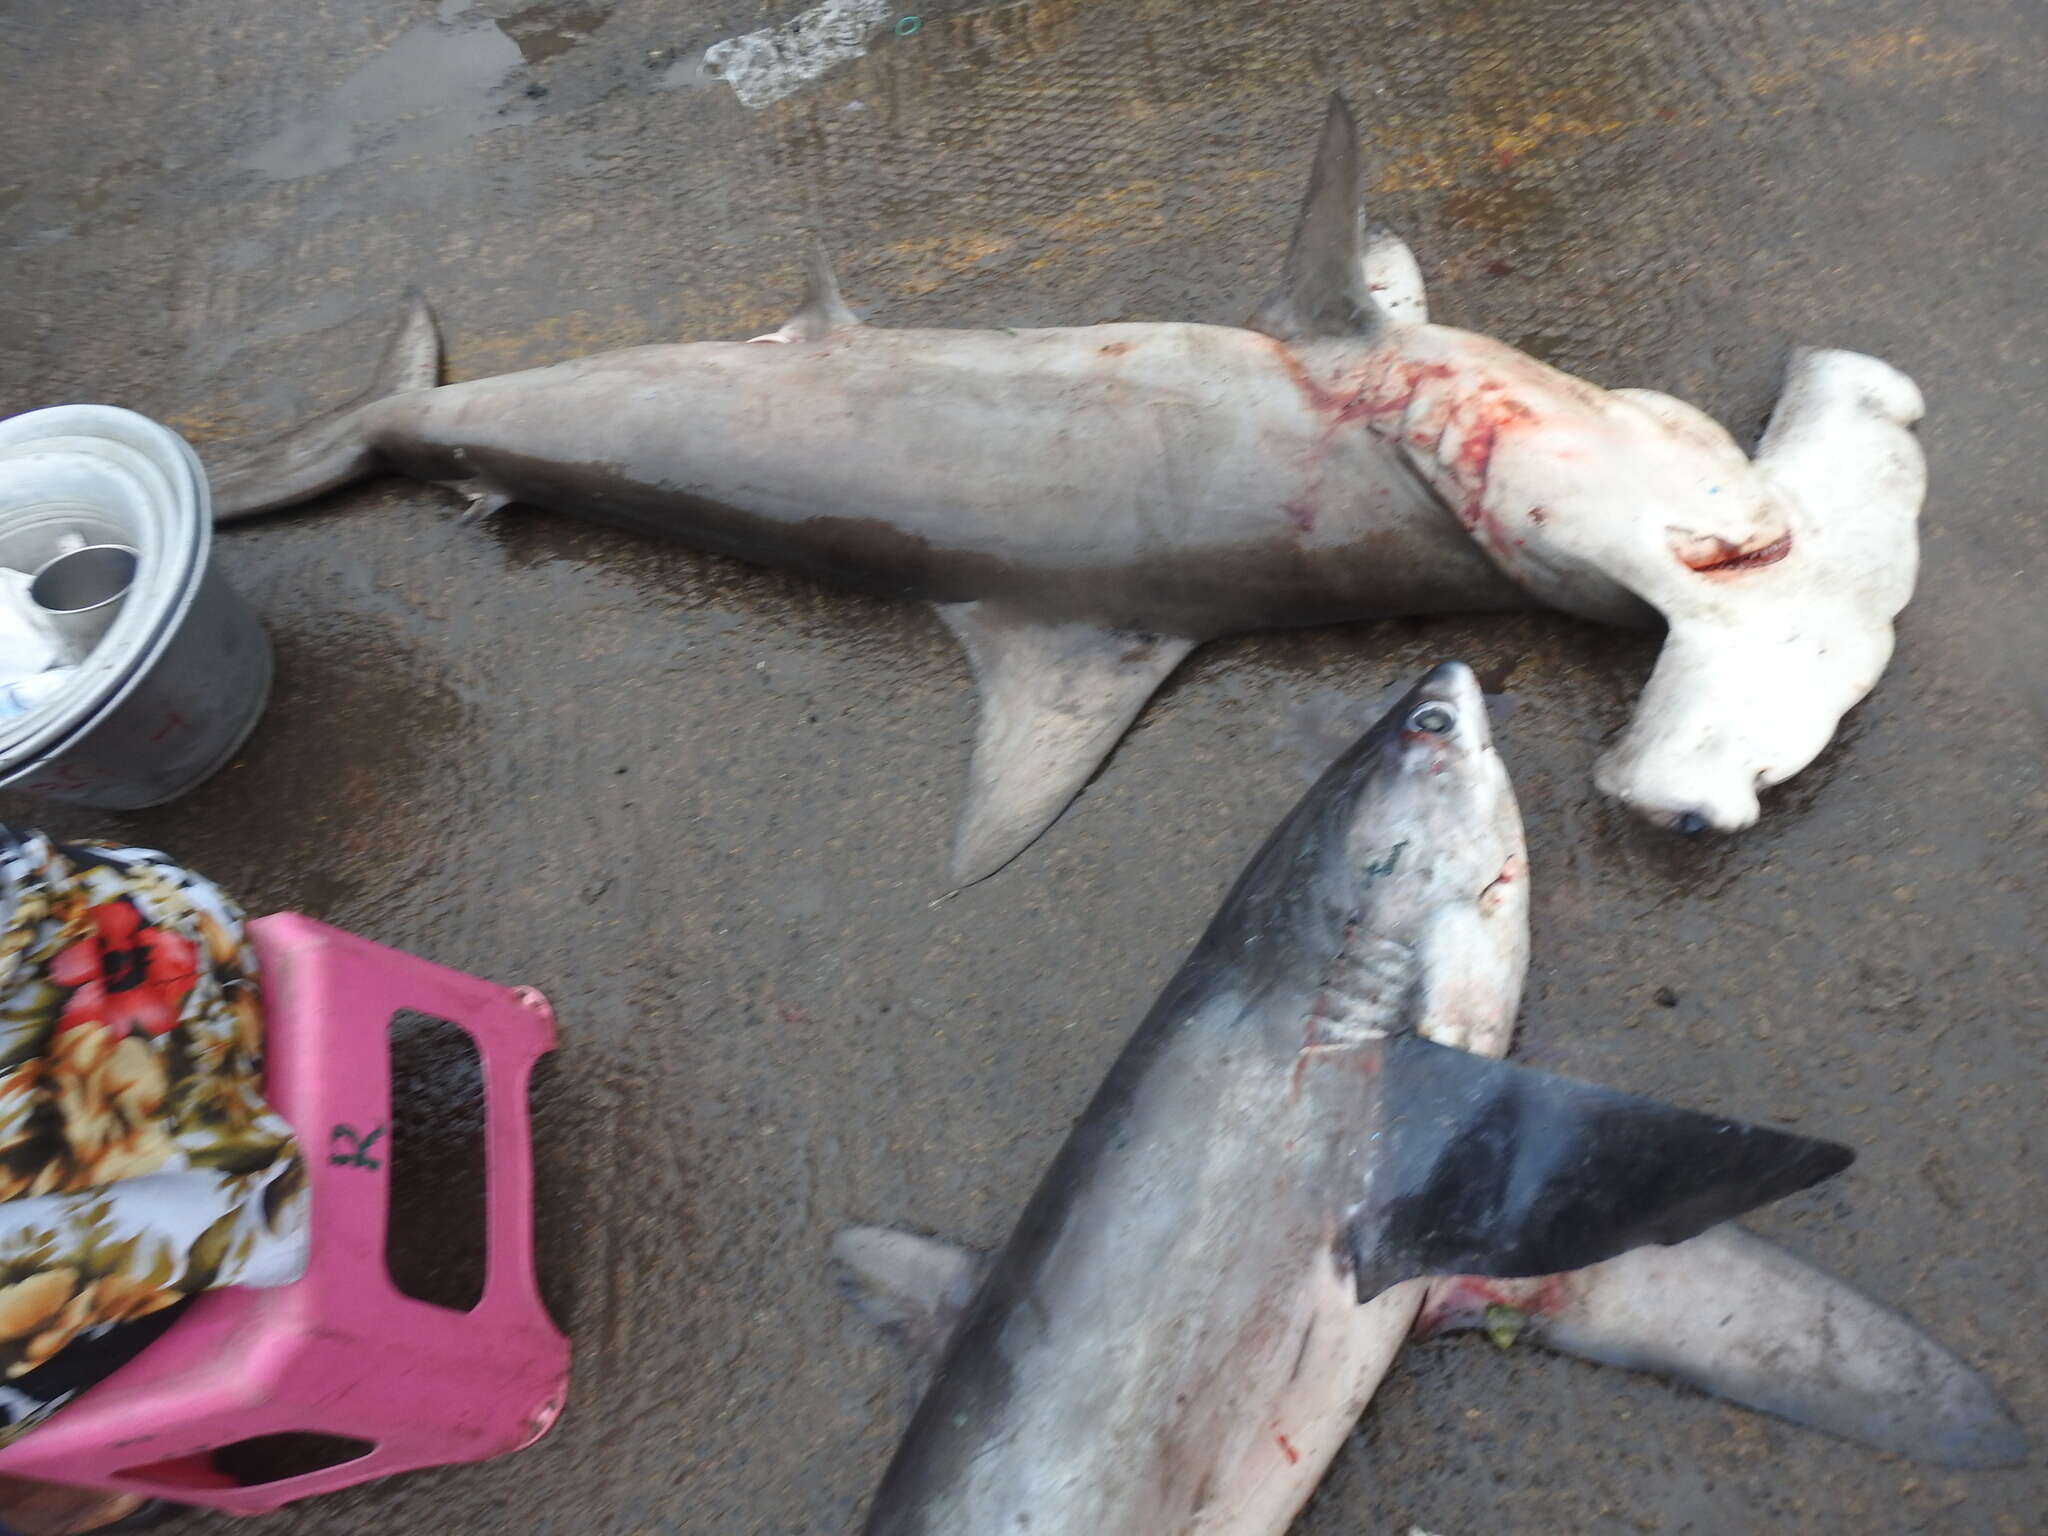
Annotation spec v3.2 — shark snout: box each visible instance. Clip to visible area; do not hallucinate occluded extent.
[1410,660,1489,749]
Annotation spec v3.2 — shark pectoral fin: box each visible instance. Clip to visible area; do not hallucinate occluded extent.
[1249,94,1389,342]
[936,603,1195,885]
[1415,1225,2027,1468]
[1351,1034,1853,1300]
[751,238,860,344]
[1361,226,1428,326]
[831,1227,987,1392]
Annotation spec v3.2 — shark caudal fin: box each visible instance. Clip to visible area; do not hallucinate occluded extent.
[1347,1033,1853,1301]
[1249,94,1392,343]
[207,291,441,523]
[1417,1223,2026,1468]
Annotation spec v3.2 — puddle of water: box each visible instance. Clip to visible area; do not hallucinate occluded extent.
[500,0,613,65]
[238,14,533,180]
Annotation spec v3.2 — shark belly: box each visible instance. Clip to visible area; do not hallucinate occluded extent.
[864,1024,1368,1533]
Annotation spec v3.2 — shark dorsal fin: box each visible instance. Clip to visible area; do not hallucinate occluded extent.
[1250,94,1387,343]
[751,238,859,344]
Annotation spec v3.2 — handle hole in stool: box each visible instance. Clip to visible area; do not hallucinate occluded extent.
[118,1432,377,1489]
[382,1011,487,1313]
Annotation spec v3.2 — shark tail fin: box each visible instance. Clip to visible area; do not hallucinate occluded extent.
[1417,1223,2026,1468]
[207,290,441,523]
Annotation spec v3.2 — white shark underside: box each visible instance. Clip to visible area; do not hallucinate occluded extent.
[206,98,1925,881]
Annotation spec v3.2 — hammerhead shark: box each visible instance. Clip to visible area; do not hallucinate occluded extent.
[209,97,1925,883]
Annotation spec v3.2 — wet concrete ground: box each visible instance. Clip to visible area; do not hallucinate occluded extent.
[2,0,2044,1531]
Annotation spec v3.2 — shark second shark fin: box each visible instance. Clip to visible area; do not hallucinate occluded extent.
[936,603,1194,886]
[209,291,441,523]
[1250,94,1389,343]
[752,238,859,344]
[1347,1033,1853,1301]
[831,1227,987,1397]
[1414,1223,2027,1468]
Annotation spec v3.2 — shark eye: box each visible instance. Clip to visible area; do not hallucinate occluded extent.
[1408,702,1456,735]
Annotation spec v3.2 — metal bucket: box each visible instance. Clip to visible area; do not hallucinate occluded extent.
[0,405,272,808]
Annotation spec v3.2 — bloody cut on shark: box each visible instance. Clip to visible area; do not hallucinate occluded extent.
[831,665,2022,1534]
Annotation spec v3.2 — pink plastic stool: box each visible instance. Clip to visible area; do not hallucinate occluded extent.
[0,913,571,1513]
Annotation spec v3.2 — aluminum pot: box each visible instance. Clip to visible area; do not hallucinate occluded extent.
[0,405,272,808]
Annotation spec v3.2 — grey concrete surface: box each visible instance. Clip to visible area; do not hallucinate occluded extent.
[2,0,2042,1531]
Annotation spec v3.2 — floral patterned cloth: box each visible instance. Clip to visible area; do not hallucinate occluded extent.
[0,830,307,1445]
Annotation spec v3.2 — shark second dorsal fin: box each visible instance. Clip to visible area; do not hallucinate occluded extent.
[936,603,1195,886]
[1250,94,1388,343]
[750,238,859,344]
[1347,1034,1853,1300]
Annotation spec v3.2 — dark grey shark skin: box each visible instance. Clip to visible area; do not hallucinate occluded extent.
[850,663,1858,1536]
